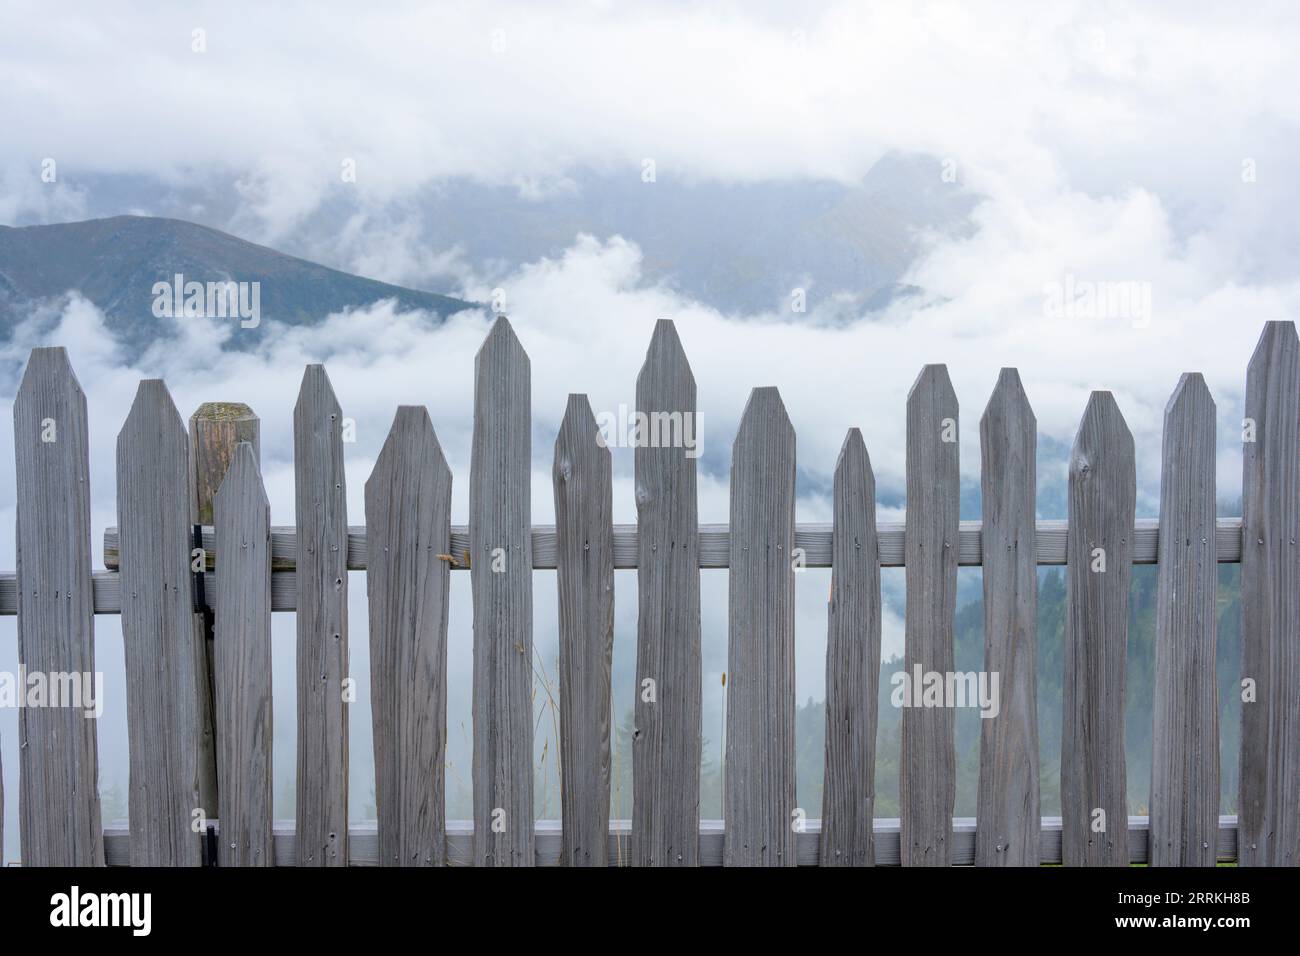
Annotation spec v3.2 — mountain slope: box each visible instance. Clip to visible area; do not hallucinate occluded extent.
[0,215,472,347]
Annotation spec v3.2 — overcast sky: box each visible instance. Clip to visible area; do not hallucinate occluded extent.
[1,1,1298,844]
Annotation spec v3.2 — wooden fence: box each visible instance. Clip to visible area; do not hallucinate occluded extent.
[1,318,1297,867]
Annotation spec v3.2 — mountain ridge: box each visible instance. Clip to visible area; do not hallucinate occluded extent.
[0,215,473,347]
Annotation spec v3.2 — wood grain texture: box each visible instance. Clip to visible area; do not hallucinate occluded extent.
[213,442,273,866]
[116,379,203,866]
[13,346,103,867]
[365,406,451,866]
[553,394,615,866]
[188,402,260,820]
[820,429,880,866]
[1150,373,1219,867]
[975,369,1039,866]
[100,815,1245,866]
[293,365,349,866]
[900,364,958,866]
[1239,321,1300,867]
[725,386,797,866]
[631,319,702,866]
[1061,391,1134,867]
[104,518,1250,572]
[470,316,535,866]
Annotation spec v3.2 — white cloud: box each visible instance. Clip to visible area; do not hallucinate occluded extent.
[2,0,1298,257]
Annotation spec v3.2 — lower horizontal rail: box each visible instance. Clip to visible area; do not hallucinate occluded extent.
[101,517,1245,572]
[96,816,1240,866]
[0,571,298,616]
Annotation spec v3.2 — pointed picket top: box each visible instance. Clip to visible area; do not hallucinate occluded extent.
[1071,391,1135,479]
[555,393,608,474]
[1248,319,1299,383]
[734,386,794,447]
[295,363,342,420]
[835,427,874,495]
[15,347,88,451]
[981,368,1036,435]
[907,363,958,416]
[217,441,269,511]
[119,378,186,449]
[476,314,530,377]
[637,319,696,400]
[1165,371,1214,421]
[16,345,85,406]
[369,405,451,492]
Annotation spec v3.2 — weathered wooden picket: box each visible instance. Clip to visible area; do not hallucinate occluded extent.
[1,318,1297,867]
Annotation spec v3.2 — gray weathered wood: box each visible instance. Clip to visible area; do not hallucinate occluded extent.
[631,319,702,866]
[975,368,1039,866]
[900,364,958,866]
[1061,391,1134,866]
[1150,373,1219,867]
[470,316,535,866]
[13,346,104,866]
[293,365,349,866]
[213,442,273,866]
[104,517,1250,573]
[554,394,614,866]
[1239,321,1300,867]
[820,429,880,866]
[365,406,451,866]
[725,387,797,866]
[116,379,203,866]
[99,815,1246,867]
[191,404,261,525]
[189,402,260,820]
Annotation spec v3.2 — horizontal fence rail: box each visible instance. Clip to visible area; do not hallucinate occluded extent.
[98,817,1243,867]
[0,518,1250,616]
[4,318,1298,867]
[99,517,1250,575]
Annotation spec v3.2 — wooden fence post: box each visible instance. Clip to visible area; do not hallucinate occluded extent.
[554,394,614,866]
[214,442,273,866]
[725,386,796,866]
[117,379,203,866]
[1239,320,1300,866]
[631,319,702,867]
[189,402,260,822]
[13,346,104,866]
[294,366,349,865]
[366,406,452,866]
[1062,391,1134,866]
[470,317,535,866]
[901,364,958,866]
[1150,373,1219,866]
[820,428,880,866]
[976,369,1039,866]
